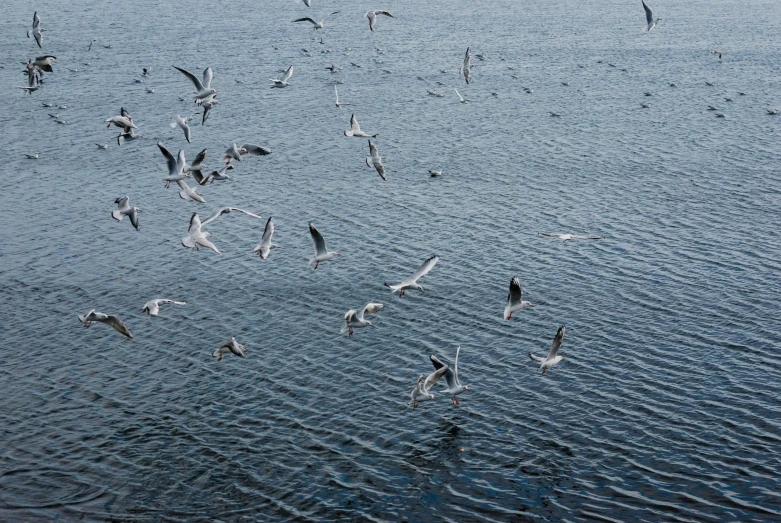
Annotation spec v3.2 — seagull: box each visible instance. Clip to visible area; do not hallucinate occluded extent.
[455,88,468,104]
[171,114,192,143]
[221,143,272,164]
[341,303,383,335]
[705,81,714,87]
[308,223,340,269]
[253,217,278,259]
[185,147,207,181]
[530,326,566,374]
[642,1,660,31]
[504,277,534,319]
[767,109,779,115]
[430,346,471,405]
[271,65,294,88]
[25,152,39,159]
[410,365,449,409]
[384,255,439,297]
[182,208,262,254]
[212,337,245,361]
[707,105,719,111]
[158,142,189,188]
[365,140,386,180]
[30,55,56,72]
[78,310,133,339]
[427,90,445,97]
[539,233,604,241]
[141,299,186,317]
[173,65,216,102]
[293,11,339,30]
[105,108,136,133]
[344,114,377,138]
[365,10,394,31]
[711,50,722,59]
[334,85,345,108]
[715,113,726,118]
[27,12,43,48]
[96,143,108,149]
[199,95,219,124]
[460,46,472,84]
[111,196,140,230]
[429,169,442,177]
[549,111,562,117]
[176,180,206,203]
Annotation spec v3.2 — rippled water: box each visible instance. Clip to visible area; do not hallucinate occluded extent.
[2,0,781,520]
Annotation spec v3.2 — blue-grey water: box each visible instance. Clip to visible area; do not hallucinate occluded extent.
[2,0,781,520]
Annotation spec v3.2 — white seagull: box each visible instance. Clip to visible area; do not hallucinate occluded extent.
[293,11,339,30]
[158,142,190,188]
[30,55,56,72]
[212,337,245,361]
[78,310,133,339]
[173,65,216,102]
[538,233,604,241]
[170,114,192,143]
[340,303,383,336]
[253,217,279,259]
[365,10,394,32]
[365,140,386,180]
[271,65,294,88]
[642,1,660,31]
[222,143,272,164]
[430,346,471,405]
[344,114,377,138]
[308,223,340,269]
[141,299,186,317]
[111,196,140,230]
[334,85,346,108]
[455,88,468,104]
[28,12,43,48]
[410,365,449,409]
[105,108,136,133]
[177,180,206,203]
[384,255,439,297]
[181,208,262,255]
[504,277,534,320]
[530,326,566,374]
[429,169,442,177]
[460,47,472,84]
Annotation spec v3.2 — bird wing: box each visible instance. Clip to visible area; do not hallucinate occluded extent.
[106,315,133,338]
[293,17,318,25]
[430,355,456,390]
[374,160,386,181]
[187,212,203,235]
[344,309,357,322]
[173,65,205,92]
[548,326,565,359]
[281,66,294,83]
[158,142,177,176]
[261,217,274,244]
[121,107,132,119]
[423,365,449,392]
[182,122,192,143]
[191,148,207,169]
[309,223,327,256]
[455,88,464,101]
[228,339,245,357]
[176,150,186,175]
[377,10,394,17]
[239,144,272,157]
[33,12,41,29]
[408,255,439,283]
[507,277,522,306]
[350,114,361,131]
[202,67,213,89]
[361,303,383,319]
[368,140,379,157]
[328,11,340,16]
[127,208,140,230]
[78,309,97,323]
[334,86,339,103]
[642,1,654,24]
[529,353,546,363]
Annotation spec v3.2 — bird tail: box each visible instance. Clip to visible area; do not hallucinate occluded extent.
[339,325,349,333]
[384,283,399,293]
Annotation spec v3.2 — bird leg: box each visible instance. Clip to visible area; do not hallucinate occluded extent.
[314,261,319,270]
[507,313,512,320]
[349,327,353,336]
[218,354,223,362]
[413,402,418,409]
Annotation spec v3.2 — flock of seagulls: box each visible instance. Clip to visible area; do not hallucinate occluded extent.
[19,1,767,410]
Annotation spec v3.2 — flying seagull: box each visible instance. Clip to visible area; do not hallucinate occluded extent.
[182,208,262,255]
[384,255,439,297]
[271,65,294,88]
[429,169,442,177]
[410,365,449,409]
[253,217,279,259]
[173,65,216,102]
[141,299,186,317]
[334,85,346,108]
[27,12,43,48]
[430,346,471,405]
[341,303,383,335]
[460,47,472,84]
[538,233,604,241]
[504,277,534,319]
[111,196,140,230]
[344,114,377,138]
[78,310,133,339]
[171,114,192,143]
[530,326,566,374]
[642,1,660,31]
[157,142,190,188]
[293,11,339,30]
[212,337,245,361]
[365,10,394,31]
[365,140,386,180]
[30,55,56,72]
[221,143,272,164]
[308,223,340,269]
[455,88,468,104]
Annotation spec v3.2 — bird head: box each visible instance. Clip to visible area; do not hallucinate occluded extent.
[415,284,424,293]
[464,385,471,392]
[367,321,375,328]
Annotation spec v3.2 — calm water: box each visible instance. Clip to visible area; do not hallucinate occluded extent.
[2,0,781,520]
